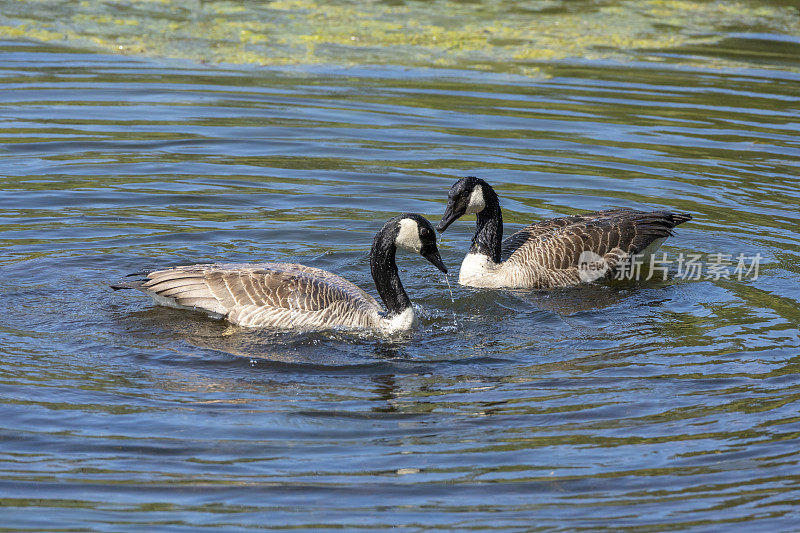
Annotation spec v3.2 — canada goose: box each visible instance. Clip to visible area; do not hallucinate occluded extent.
[436,177,691,289]
[112,214,447,333]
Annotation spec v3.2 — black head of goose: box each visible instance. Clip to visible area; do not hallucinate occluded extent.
[436,177,692,289]
[112,214,447,333]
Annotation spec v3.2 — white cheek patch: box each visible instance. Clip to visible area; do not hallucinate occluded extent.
[395,218,422,253]
[464,187,486,215]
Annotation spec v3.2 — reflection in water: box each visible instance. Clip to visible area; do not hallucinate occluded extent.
[370,374,400,413]
[510,283,625,315]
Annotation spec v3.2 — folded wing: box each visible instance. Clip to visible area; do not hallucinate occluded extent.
[135,262,382,329]
[501,209,691,285]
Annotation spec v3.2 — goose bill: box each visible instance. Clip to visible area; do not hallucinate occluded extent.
[421,245,448,274]
[436,201,463,232]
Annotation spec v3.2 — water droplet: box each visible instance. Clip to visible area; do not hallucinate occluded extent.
[443,272,458,327]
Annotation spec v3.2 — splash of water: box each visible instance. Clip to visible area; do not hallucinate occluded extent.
[444,273,455,304]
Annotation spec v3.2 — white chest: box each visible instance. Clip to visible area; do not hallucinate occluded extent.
[457,253,498,287]
[381,307,417,333]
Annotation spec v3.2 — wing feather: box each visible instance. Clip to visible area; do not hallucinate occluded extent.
[499,209,691,285]
[137,262,381,329]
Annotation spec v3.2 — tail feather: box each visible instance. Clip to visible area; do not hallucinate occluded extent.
[669,212,692,227]
[110,275,146,291]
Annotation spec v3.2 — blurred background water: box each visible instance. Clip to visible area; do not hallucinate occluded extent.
[1,0,800,530]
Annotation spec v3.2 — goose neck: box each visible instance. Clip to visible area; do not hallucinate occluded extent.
[471,192,503,264]
[370,234,412,317]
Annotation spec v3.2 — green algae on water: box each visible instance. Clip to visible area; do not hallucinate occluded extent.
[0,0,798,74]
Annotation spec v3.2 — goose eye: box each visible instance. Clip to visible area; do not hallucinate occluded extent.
[420,227,430,238]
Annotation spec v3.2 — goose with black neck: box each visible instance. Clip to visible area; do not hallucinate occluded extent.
[113,214,447,334]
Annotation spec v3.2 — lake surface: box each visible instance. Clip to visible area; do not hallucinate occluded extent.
[2,1,800,530]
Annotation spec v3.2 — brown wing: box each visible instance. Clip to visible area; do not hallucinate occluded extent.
[502,209,691,270]
[137,262,382,328]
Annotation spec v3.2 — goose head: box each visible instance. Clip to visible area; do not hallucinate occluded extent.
[436,176,490,232]
[370,214,447,319]
[393,214,448,273]
[373,214,448,274]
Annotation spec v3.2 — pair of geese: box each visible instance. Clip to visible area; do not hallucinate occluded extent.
[114,177,691,334]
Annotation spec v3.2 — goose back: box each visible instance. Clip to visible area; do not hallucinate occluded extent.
[488,208,691,288]
[133,262,383,329]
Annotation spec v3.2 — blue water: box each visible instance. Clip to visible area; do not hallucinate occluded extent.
[2,27,800,531]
